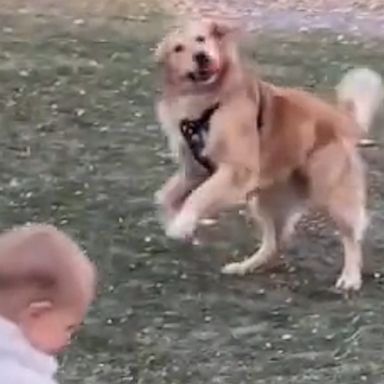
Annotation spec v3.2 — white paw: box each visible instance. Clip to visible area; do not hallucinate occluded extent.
[335,270,362,291]
[221,261,249,276]
[154,189,166,206]
[222,251,273,276]
[166,210,197,240]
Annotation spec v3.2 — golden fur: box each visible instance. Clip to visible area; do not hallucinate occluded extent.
[154,18,383,291]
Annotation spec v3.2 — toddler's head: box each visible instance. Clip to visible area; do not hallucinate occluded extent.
[0,223,96,355]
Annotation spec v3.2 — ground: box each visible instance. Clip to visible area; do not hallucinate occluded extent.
[1,1,384,383]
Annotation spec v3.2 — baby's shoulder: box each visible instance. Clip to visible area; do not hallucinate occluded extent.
[0,358,58,384]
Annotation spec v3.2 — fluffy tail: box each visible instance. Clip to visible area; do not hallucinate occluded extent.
[336,67,384,133]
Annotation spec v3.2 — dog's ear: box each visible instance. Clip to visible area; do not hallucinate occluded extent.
[154,38,167,64]
[155,22,181,64]
[209,18,239,39]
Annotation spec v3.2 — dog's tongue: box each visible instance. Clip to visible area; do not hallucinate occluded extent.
[208,60,220,74]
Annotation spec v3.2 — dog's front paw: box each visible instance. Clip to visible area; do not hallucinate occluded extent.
[165,210,197,240]
[154,189,179,228]
[154,188,166,207]
[335,270,362,292]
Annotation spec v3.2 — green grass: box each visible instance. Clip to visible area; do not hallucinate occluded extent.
[1,10,384,384]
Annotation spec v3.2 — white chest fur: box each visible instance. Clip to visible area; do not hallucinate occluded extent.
[157,93,217,161]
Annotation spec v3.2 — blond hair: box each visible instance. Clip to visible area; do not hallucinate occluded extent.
[0,223,96,319]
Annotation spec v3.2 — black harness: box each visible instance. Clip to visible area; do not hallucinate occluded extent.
[179,86,265,175]
[256,83,265,133]
[180,103,220,174]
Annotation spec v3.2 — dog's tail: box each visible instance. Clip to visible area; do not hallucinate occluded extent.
[336,67,384,133]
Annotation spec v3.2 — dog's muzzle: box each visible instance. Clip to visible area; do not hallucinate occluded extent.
[194,51,210,68]
[187,52,217,83]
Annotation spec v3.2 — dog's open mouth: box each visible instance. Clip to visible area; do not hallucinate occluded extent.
[187,68,218,84]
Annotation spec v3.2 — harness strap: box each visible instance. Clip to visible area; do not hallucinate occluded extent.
[179,83,265,176]
[256,82,265,132]
[180,103,220,174]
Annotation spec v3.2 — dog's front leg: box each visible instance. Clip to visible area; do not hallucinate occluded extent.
[165,166,244,240]
[155,171,206,225]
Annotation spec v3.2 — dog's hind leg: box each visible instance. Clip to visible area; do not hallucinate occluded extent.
[222,209,279,275]
[222,181,306,275]
[309,144,367,291]
[325,172,367,292]
[334,212,366,292]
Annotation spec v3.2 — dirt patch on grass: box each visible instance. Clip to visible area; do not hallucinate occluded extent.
[166,0,384,15]
[0,0,165,18]
[164,0,384,37]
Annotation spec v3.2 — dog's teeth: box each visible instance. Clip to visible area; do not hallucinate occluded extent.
[200,218,216,226]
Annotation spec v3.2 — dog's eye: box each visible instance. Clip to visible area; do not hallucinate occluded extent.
[174,44,184,53]
[196,36,205,43]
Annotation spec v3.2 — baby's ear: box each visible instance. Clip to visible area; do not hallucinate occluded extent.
[19,301,53,329]
[19,301,53,333]
[27,301,53,317]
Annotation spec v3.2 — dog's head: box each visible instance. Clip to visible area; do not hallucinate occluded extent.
[155,18,239,92]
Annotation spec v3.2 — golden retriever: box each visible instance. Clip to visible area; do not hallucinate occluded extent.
[154,18,383,291]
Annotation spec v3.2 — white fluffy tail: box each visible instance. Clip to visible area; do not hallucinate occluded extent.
[336,67,384,133]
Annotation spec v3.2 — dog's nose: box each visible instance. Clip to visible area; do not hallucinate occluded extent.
[194,52,210,67]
